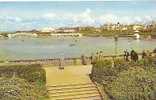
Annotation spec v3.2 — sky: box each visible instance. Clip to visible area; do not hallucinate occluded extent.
[0,1,156,32]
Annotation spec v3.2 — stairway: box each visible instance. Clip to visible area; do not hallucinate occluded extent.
[47,82,102,100]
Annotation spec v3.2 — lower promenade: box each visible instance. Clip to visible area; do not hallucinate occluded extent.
[6,52,156,66]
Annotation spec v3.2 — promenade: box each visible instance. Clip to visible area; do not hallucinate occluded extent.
[43,65,102,100]
[43,65,92,85]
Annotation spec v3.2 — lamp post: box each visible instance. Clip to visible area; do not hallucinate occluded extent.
[59,53,64,70]
[114,35,118,56]
[114,22,120,56]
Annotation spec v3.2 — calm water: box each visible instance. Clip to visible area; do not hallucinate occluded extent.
[0,36,156,60]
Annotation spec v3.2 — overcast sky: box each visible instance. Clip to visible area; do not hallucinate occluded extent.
[0,1,156,32]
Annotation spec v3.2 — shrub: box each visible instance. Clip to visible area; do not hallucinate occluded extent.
[91,59,113,83]
[0,77,38,100]
[0,64,46,85]
[106,67,156,100]
[91,59,131,84]
[0,64,48,99]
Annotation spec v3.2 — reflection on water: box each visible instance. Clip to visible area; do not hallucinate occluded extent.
[0,36,156,60]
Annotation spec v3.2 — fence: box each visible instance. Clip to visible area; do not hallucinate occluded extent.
[8,57,91,66]
[7,52,156,66]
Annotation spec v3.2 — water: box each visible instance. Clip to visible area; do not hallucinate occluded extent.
[0,36,156,60]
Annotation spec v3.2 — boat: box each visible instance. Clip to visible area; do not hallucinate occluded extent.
[69,43,76,47]
[133,30,140,39]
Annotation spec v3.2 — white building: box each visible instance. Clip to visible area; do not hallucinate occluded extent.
[41,27,56,32]
[55,28,77,33]
[133,25,143,31]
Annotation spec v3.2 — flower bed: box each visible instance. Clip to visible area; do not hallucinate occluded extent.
[0,64,46,85]
[0,64,47,99]
[91,58,156,100]
[0,77,38,100]
[106,67,156,100]
[91,59,131,84]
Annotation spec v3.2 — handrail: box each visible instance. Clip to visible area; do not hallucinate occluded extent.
[3,52,155,65]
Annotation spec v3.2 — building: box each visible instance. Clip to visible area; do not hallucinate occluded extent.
[132,25,144,31]
[55,27,78,33]
[41,27,56,32]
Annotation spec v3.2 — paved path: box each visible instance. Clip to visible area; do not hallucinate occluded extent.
[43,65,102,100]
[43,65,92,86]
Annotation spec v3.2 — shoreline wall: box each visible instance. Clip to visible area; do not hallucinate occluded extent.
[7,52,155,66]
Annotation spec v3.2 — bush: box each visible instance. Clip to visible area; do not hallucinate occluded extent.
[91,59,113,83]
[106,67,156,100]
[91,58,156,100]
[0,77,38,100]
[0,64,48,99]
[0,64,46,85]
[91,59,132,84]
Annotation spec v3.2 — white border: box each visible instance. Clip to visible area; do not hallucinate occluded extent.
[0,0,151,2]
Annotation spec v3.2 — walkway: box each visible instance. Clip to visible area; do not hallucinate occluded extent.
[43,65,102,100]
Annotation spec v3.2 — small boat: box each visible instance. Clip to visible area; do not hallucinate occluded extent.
[69,43,76,47]
[133,30,140,39]
[21,39,25,42]
[134,33,140,39]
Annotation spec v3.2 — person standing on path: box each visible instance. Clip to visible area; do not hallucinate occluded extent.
[124,49,129,61]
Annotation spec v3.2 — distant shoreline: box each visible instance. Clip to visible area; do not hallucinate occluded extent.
[0,32,156,39]
[82,33,156,39]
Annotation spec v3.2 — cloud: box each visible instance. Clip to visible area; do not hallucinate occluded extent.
[43,13,56,19]
[99,14,119,24]
[0,7,156,31]
[71,8,96,25]
[40,8,96,26]
[0,16,22,23]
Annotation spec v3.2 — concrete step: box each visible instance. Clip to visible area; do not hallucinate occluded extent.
[48,85,96,91]
[50,93,101,100]
[47,84,95,91]
[48,87,97,94]
[50,90,99,97]
[47,83,102,100]
[47,83,94,88]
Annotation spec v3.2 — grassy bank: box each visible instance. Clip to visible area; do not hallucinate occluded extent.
[0,64,48,100]
[91,58,156,100]
[79,29,156,37]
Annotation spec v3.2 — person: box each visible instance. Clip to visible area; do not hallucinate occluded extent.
[124,50,129,61]
[133,51,138,62]
[99,51,103,60]
[124,50,127,60]
[126,51,130,61]
[130,50,138,62]
[142,50,148,66]
[90,53,95,64]
[142,50,147,59]
[95,51,99,60]
[130,50,135,61]
[81,54,87,65]
[59,58,64,69]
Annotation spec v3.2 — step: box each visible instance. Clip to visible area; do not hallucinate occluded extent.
[50,93,101,100]
[47,83,102,100]
[47,83,93,87]
[48,87,97,94]
[47,85,96,91]
[49,89,99,97]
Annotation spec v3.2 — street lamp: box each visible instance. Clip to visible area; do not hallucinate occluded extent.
[114,35,118,56]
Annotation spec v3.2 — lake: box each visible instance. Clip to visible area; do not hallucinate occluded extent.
[0,36,156,60]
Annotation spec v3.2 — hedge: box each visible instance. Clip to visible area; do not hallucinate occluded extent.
[0,77,38,100]
[91,59,132,84]
[91,58,156,100]
[0,64,46,85]
[106,67,156,100]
